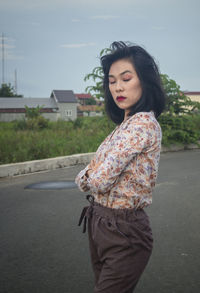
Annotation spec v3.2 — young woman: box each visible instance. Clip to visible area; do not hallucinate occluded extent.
[75,41,165,293]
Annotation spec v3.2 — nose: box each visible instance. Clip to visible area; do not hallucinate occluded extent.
[115,80,123,92]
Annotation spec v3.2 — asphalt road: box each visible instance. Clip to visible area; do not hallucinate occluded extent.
[0,150,200,293]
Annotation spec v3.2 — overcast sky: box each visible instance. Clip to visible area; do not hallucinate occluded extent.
[0,0,199,97]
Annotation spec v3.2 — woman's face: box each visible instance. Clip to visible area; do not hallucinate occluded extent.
[108,58,142,118]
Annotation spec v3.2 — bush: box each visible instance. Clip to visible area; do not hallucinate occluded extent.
[13,116,49,131]
[26,116,49,130]
[13,119,27,131]
[0,114,199,165]
[158,114,200,146]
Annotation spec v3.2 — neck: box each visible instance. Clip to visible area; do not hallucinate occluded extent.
[123,110,130,122]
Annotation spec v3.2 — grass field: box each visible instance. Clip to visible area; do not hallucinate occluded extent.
[0,114,199,165]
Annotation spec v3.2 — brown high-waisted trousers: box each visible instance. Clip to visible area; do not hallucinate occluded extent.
[79,195,153,293]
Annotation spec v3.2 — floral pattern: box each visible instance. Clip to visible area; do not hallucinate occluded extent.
[75,111,162,209]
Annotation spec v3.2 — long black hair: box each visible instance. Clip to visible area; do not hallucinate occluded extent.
[101,41,166,124]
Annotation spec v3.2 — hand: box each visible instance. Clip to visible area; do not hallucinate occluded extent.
[87,169,93,177]
[82,185,90,192]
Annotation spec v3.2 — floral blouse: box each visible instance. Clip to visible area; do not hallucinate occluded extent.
[75,111,162,209]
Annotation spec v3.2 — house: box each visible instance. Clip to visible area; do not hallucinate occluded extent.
[183,91,200,103]
[75,93,104,117]
[75,93,93,105]
[51,90,78,121]
[77,105,104,117]
[0,90,78,122]
[75,93,104,106]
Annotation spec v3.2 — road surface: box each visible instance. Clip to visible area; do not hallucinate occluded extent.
[0,150,200,293]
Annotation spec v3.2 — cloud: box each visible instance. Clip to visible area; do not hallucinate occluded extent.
[30,22,41,26]
[0,36,23,60]
[15,20,41,27]
[91,15,119,20]
[0,0,137,10]
[0,44,15,49]
[0,36,15,42]
[60,42,96,48]
[0,0,67,10]
[152,26,166,31]
[0,51,24,60]
[72,19,81,22]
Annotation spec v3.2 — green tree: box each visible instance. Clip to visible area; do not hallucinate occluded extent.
[84,46,200,115]
[0,83,23,97]
[84,66,104,100]
[85,97,97,105]
[24,105,49,130]
[84,48,111,100]
[161,74,200,115]
[25,105,43,119]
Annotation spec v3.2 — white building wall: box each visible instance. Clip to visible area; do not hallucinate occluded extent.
[0,112,59,122]
[57,103,77,121]
[0,99,77,122]
[186,94,200,103]
[82,111,103,117]
[42,113,60,121]
[0,113,25,122]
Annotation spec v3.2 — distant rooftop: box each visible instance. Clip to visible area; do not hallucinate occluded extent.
[51,90,78,103]
[0,98,58,109]
[76,93,92,99]
[183,91,200,95]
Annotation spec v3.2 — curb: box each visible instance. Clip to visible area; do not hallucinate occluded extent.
[0,143,199,178]
[161,143,199,153]
[0,153,95,178]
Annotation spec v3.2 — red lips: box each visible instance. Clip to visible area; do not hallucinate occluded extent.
[117,96,126,101]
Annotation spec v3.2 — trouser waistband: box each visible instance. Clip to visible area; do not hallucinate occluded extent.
[78,195,143,236]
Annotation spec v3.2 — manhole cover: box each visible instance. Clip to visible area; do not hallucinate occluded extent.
[25,181,77,190]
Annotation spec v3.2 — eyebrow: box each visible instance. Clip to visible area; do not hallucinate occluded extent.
[108,70,133,78]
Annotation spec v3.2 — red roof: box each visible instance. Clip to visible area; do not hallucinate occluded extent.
[75,93,92,99]
[183,91,200,95]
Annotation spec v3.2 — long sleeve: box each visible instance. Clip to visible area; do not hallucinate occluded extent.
[75,127,117,192]
[75,156,96,192]
[86,116,158,194]
[75,112,162,209]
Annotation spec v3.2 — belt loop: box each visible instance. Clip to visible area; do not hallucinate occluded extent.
[86,194,94,204]
[78,195,94,233]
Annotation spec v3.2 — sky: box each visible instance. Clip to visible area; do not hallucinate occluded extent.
[0,0,199,97]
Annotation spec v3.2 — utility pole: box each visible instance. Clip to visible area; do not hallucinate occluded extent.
[14,69,17,95]
[2,33,5,85]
